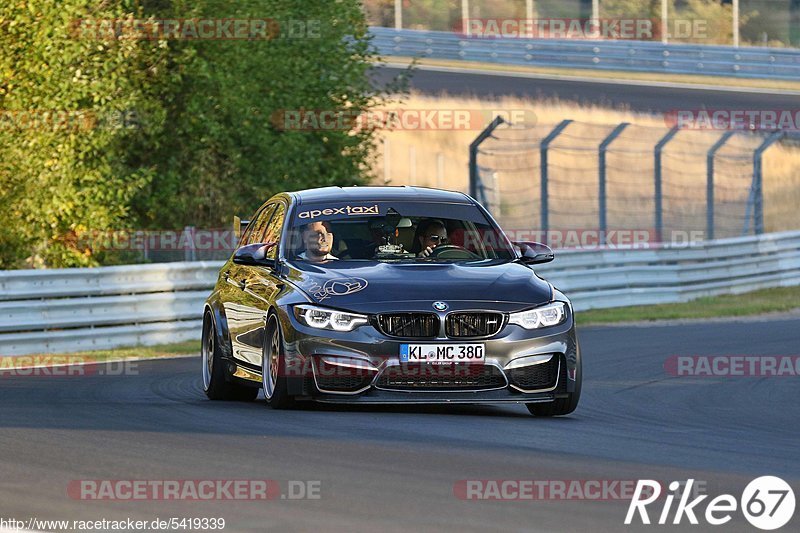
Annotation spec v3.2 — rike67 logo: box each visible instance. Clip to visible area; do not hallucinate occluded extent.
[626,477,795,530]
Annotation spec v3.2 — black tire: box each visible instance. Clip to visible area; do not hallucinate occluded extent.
[526,355,581,417]
[262,313,295,409]
[202,312,258,401]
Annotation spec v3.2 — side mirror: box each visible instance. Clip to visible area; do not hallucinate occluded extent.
[233,242,277,267]
[385,209,401,229]
[513,241,554,265]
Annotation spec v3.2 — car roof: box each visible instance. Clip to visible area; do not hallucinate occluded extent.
[289,186,473,205]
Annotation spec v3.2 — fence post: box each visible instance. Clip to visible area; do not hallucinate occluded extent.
[436,152,444,189]
[409,145,416,186]
[383,138,391,184]
[706,131,736,240]
[183,226,196,262]
[540,120,573,237]
[748,131,785,235]
[599,123,629,245]
[654,126,680,242]
[461,0,470,36]
[394,0,402,29]
[491,172,500,215]
[469,116,505,204]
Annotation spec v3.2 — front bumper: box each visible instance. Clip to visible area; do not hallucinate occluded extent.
[280,305,579,403]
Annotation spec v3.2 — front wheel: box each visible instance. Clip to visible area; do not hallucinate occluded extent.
[202,313,258,401]
[262,314,295,409]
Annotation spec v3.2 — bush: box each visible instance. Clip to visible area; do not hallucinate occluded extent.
[0,1,171,267]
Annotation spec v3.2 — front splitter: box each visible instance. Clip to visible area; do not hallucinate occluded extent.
[304,389,565,405]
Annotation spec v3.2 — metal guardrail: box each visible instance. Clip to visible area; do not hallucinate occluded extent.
[370,27,800,80]
[538,230,800,309]
[0,262,221,356]
[1,230,799,356]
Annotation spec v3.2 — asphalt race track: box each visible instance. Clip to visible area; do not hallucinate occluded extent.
[373,66,800,113]
[1,318,798,532]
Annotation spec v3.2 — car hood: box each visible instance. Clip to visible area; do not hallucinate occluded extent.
[285,260,553,314]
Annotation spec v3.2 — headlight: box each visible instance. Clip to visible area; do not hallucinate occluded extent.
[508,302,567,329]
[294,304,368,332]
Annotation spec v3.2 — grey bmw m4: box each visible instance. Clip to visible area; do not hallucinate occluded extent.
[202,186,581,416]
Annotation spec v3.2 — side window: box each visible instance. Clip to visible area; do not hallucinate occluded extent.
[261,203,286,260]
[244,204,276,246]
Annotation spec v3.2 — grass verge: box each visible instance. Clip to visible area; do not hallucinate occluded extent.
[10,340,201,364]
[577,286,800,325]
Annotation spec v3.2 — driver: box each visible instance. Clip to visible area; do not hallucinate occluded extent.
[298,221,338,262]
[413,219,449,258]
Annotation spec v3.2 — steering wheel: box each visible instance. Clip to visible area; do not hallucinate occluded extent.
[426,244,480,260]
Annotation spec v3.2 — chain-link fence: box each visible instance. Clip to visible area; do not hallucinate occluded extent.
[469,118,800,246]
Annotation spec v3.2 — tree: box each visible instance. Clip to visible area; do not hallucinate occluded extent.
[0,0,395,268]
[130,0,391,230]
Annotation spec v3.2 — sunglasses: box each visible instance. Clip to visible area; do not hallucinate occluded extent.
[426,235,447,244]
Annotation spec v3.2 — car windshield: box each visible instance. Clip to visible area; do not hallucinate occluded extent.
[288,201,515,263]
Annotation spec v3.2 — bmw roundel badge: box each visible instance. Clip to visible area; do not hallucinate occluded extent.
[432,301,449,311]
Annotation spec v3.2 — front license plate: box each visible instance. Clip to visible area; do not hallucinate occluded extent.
[400,344,485,364]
